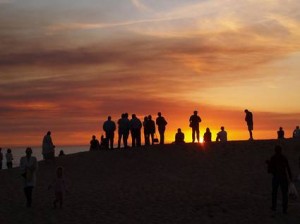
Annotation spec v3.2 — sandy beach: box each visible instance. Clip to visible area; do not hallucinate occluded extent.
[1,139,300,224]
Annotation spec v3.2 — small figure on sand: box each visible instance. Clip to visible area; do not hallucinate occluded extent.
[0,148,3,169]
[59,150,65,157]
[244,109,253,140]
[266,145,292,213]
[90,135,100,151]
[130,114,142,147]
[103,116,116,149]
[293,126,300,139]
[156,112,168,145]
[175,128,185,144]
[189,110,201,143]
[277,127,285,139]
[48,166,67,209]
[20,147,38,207]
[203,128,212,143]
[117,113,130,149]
[216,126,227,142]
[42,131,55,161]
[6,148,13,169]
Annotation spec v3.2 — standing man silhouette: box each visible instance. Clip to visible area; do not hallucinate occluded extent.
[103,116,116,149]
[156,112,167,145]
[244,109,253,140]
[189,111,201,143]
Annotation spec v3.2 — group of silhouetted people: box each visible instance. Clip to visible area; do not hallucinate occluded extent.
[94,108,292,147]
[90,112,168,150]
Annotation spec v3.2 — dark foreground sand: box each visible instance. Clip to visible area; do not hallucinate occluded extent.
[1,140,300,224]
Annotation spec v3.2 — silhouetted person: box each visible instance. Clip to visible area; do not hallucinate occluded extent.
[146,115,156,145]
[48,166,67,209]
[6,148,13,169]
[277,127,285,139]
[117,113,130,148]
[58,150,65,157]
[175,128,185,144]
[189,111,201,143]
[267,145,292,213]
[0,148,3,169]
[156,112,168,145]
[90,135,100,151]
[216,126,227,142]
[203,128,212,143]
[130,114,142,147]
[293,126,300,139]
[42,131,55,161]
[103,116,116,149]
[244,109,253,140]
[143,116,150,146]
[20,147,38,207]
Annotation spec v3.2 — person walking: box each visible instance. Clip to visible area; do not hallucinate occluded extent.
[156,112,167,145]
[103,116,116,149]
[189,111,201,143]
[267,145,292,214]
[20,147,38,207]
[244,109,254,140]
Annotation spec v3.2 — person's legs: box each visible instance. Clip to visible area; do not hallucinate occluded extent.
[137,129,141,147]
[150,133,154,145]
[248,125,253,139]
[24,186,33,207]
[110,134,114,149]
[281,179,289,213]
[131,130,136,147]
[272,177,279,211]
[123,133,128,148]
[144,133,150,146]
[192,128,196,143]
[118,132,122,148]
[159,129,163,144]
[196,128,200,142]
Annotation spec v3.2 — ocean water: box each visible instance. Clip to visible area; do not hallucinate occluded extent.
[0,145,89,170]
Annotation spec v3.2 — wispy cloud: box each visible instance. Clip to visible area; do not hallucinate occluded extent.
[131,0,150,11]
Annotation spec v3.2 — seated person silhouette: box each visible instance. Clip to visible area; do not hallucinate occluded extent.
[216,126,227,142]
[175,128,185,144]
[203,128,212,143]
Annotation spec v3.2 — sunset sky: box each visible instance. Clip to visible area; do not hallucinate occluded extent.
[1,0,300,146]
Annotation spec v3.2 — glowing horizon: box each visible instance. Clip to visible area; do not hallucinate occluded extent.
[0,0,300,147]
